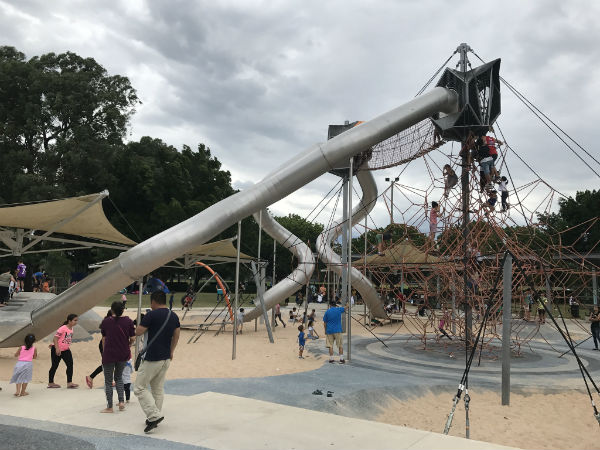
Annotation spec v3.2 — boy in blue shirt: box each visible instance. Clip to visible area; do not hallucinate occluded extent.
[323,300,346,364]
[297,325,306,359]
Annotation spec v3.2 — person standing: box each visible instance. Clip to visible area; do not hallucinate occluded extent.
[134,291,180,433]
[48,314,79,389]
[274,303,286,327]
[297,325,306,359]
[16,260,26,292]
[86,309,113,389]
[590,306,600,350]
[537,295,547,324]
[323,300,346,364]
[236,308,244,334]
[100,301,135,413]
[10,334,37,397]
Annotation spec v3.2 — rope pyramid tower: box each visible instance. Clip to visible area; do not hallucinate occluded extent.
[346,45,600,358]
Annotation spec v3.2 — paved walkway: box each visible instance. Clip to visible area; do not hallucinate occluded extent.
[0,382,515,449]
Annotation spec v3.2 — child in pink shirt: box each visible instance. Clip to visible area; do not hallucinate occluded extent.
[10,334,37,396]
[48,314,79,389]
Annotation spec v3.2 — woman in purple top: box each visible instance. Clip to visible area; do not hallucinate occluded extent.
[100,301,135,413]
[16,260,26,292]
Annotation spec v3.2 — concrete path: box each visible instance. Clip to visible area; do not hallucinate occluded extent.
[0,382,516,449]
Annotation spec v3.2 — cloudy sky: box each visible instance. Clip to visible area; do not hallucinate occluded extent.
[2,0,599,235]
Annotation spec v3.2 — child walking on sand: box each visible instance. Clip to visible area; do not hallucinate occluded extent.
[298,325,306,359]
[11,334,37,397]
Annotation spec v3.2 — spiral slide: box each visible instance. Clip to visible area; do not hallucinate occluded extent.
[315,164,387,318]
[0,87,457,347]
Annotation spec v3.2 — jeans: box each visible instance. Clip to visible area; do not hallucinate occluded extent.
[480,158,493,175]
[592,326,600,349]
[103,361,126,408]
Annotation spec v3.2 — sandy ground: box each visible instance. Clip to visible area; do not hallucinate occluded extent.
[376,389,600,450]
[0,308,329,383]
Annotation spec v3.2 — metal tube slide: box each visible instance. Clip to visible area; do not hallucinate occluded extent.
[243,209,315,322]
[316,166,387,318]
[0,87,457,347]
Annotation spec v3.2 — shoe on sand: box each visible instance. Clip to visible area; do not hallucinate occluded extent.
[86,376,93,389]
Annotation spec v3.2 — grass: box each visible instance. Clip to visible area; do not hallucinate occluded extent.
[98,292,297,310]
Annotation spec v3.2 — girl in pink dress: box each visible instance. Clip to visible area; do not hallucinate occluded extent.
[10,334,37,396]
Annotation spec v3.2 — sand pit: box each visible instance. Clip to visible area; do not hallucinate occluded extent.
[0,307,327,384]
[376,389,600,450]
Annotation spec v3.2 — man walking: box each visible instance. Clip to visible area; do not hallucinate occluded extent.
[274,303,286,327]
[134,291,180,433]
[323,300,346,364]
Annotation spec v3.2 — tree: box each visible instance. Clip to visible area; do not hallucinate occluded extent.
[0,46,139,202]
[539,190,600,252]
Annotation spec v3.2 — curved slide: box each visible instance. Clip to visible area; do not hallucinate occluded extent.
[242,209,315,322]
[316,165,387,318]
[0,87,457,347]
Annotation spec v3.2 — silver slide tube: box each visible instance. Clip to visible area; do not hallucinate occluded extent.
[316,166,387,318]
[0,87,457,347]
[243,209,315,322]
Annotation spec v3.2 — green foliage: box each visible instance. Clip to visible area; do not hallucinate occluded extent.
[0,46,139,202]
[538,189,600,252]
[0,47,236,282]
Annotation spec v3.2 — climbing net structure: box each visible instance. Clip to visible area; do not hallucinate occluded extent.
[356,151,599,356]
[346,51,600,358]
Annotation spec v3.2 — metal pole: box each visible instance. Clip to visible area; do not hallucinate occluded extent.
[364,216,368,326]
[451,283,456,334]
[502,252,513,405]
[257,211,262,333]
[134,276,144,360]
[390,180,394,224]
[593,270,598,306]
[341,175,348,333]
[272,239,277,327]
[436,275,441,309]
[251,261,274,343]
[544,269,553,309]
[233,221,241,360]
[458,42,473,359]
[347,158,353,362]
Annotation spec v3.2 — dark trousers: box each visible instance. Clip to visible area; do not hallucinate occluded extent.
[501,191,508,210]
[49,348,73,383]
[592,326,600,349]
[90,340,103,379]
[103,361,126,408]
[124,382,131,401]
[274,313,286,327]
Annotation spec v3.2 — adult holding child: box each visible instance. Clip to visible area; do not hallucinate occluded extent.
[134,291,180,433]
[100,301,135,413]
[48,314,79,389]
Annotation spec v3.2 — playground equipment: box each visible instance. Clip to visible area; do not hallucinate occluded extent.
[316,163,386,318]
[243,208,315,322]
[0,86,459,347]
